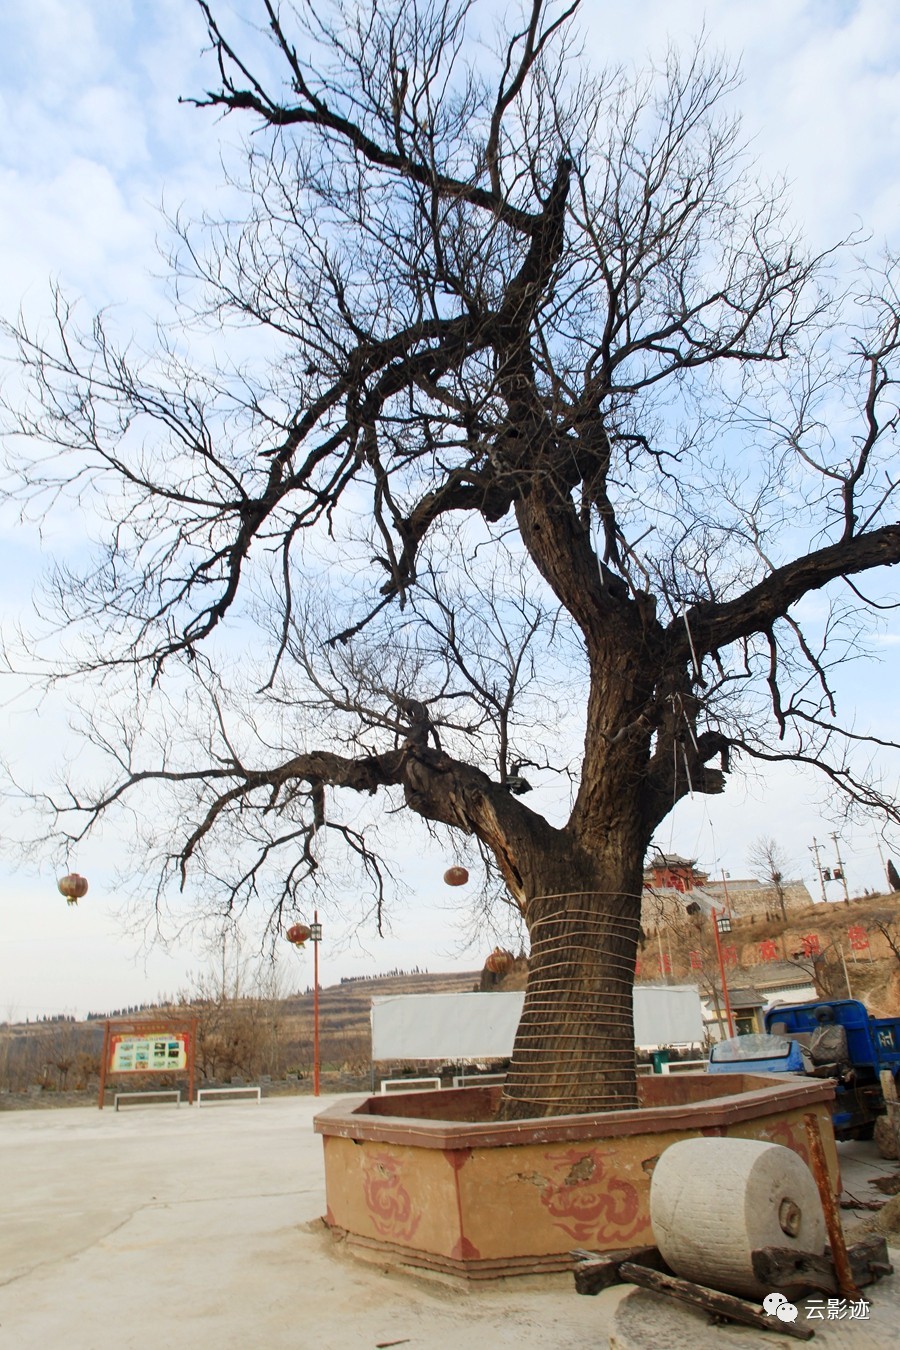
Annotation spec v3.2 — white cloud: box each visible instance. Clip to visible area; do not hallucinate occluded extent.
[578,1,900,245]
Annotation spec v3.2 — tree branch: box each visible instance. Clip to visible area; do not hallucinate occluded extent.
[679,524,900,659]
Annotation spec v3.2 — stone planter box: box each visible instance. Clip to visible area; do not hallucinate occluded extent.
[314,1074,839,1279]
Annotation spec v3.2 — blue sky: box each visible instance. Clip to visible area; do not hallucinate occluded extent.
[2,1,900,1018]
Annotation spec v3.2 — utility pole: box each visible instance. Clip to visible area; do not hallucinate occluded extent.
[810,838,828,903]
[831,833,851,904]
[875,838,891,892]
[656,927,670,984]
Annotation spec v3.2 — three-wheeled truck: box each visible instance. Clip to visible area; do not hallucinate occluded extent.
[708,998,900,1141]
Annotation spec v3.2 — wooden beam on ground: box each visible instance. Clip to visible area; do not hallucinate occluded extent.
[571,1246,667,1295]
[616,1263,814,1341]
[752,1234,893,1296]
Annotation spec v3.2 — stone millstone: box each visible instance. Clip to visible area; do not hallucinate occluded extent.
[649,1136,827,1299]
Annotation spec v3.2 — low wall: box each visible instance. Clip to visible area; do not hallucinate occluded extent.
[315,1074,839,1278]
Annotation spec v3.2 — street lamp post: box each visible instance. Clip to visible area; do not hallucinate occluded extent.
[309,912,323,1096]
[712,908,736,1039]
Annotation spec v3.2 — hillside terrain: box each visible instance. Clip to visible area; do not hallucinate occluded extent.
[636,891,900,1017]
[0,968,481,1100]
[3,892,898,1105]
[274,968,482,1076]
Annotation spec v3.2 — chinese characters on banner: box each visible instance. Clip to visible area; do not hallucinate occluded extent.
[634,925,872,982]
[847,925,869,952]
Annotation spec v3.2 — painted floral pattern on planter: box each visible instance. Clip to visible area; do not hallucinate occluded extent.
[362,1151,421,1241]
[754,1115,811,1166]
[535,1147,648,1245]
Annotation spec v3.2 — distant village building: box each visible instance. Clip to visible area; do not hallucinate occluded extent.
[642,851,813,928]
[702,875,814,919]
[703,963,818,1039]
[644,853,707,892]
[639,851,819,1039]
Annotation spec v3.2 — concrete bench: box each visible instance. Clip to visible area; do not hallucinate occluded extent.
[451,1073,506,1088]
[196,1085,262,1105]
[114,1089,181,1111]
[379,1077,441,1094]
[660,1059,707,1074]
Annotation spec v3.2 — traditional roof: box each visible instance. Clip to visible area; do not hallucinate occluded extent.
[720,987,768,1009]
[749,961,815,990]
[647,853,699,869]
[642,885,720,917]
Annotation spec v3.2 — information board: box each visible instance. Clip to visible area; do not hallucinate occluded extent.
[109,1033,188,1073]
[98,1017,197,1108]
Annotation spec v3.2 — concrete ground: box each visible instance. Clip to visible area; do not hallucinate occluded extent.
[0,1095,629,1349]
[0,1096,897,1349]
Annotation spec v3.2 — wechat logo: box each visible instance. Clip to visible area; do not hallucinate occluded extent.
[762,1292,799,1323]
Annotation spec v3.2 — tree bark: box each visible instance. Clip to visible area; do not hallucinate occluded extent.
[499,832,647,1120]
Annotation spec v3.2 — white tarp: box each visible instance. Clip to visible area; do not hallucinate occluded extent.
[631,984,704,1047]
[370,984,703,1061]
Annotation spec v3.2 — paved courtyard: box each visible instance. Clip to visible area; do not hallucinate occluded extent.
[0,1095,898,1348]
[0,1095,627,1349]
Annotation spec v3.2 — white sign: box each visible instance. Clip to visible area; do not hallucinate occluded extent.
[370,985,703,1061]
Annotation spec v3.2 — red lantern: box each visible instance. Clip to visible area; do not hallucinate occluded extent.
[286,923,312,947]
[485,947,513,975]
[443,866,469,887]
[58,873,88,906]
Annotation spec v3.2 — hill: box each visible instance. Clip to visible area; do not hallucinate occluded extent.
[0,969,482,1100]
[637,890,900,1017]
[274,968,481,1075]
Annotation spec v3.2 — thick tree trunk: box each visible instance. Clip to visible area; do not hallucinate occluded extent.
[498,836,647,1121]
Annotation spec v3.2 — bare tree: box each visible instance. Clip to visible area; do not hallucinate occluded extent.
[178,934,285,1081]
[4,0,900,1119]
[870,919,900,968]
[747,837,792,922]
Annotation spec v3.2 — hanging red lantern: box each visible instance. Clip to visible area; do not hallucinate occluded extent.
[286,923,312,947]
[443,866,469,887]
[485,947,513,975]
[58,873,88,906]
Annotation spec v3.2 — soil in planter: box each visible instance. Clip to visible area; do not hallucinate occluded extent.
[361,1074,753,1123]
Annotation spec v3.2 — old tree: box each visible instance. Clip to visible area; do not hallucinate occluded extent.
[5,0,900,1118]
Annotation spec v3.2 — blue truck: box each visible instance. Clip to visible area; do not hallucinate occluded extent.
[708,998,900,1141]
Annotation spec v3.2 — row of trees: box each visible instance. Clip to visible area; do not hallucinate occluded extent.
[4,0,900,1117]
[0,1014,364,1094]
[339,967,431,983]
[0,1022,102,1093]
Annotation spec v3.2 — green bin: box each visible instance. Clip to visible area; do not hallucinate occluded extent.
[651,1049,670,1074]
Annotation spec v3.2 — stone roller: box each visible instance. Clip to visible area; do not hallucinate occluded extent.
[649,1136,827,1299]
